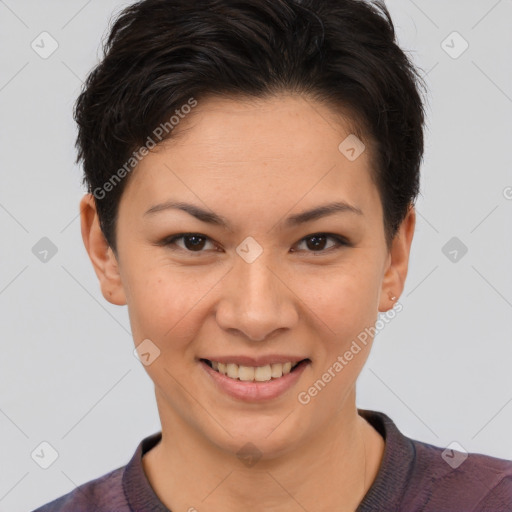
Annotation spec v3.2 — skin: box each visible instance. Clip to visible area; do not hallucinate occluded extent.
[80,93,415,512]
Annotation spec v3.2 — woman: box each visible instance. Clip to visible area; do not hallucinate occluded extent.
[32,0,512,510]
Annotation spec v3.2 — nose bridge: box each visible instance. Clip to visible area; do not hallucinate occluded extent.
[239,253,279,307]
[217,246,296,341]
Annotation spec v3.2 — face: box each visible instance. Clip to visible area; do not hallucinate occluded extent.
[81,93,414,458]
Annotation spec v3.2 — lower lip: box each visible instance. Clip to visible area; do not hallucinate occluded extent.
[200,359,310,402]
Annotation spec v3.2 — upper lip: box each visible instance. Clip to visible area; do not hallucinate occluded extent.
[200,355,310,367]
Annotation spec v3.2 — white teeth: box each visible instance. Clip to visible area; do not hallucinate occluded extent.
[227,363,238,379]
[254,365,272,381]
[238,365,255,381]
[270,363,283,378]
[207,360,301,381]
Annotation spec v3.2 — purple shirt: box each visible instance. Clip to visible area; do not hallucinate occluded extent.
[31,409,512,511]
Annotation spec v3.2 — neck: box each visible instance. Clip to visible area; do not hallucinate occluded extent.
[143,388,385,512]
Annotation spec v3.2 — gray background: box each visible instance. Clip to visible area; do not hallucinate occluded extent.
[1,1,511,510]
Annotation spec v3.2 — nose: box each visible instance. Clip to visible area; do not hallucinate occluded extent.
[215,253,298,342]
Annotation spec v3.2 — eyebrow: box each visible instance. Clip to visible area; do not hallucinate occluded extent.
[144,200,363,228]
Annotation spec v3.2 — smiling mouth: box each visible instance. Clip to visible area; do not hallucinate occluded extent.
[200,358,310,382]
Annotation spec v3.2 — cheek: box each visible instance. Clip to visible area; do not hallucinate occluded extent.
[292,261,381,340]
[124,264,221,346]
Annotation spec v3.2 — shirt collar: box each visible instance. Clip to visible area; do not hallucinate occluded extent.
[122,431,168,512]
[122,409,415,512]
[356,408,416,511]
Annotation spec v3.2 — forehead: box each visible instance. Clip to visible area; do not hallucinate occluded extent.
[121,93,379,217]
[160,93,365,160]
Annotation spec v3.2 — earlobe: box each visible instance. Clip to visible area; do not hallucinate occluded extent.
[378,205,416,312]
[79,194,127,306]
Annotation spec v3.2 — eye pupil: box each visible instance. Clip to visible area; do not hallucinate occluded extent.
[306,235,327,251]
[184,235,206,251]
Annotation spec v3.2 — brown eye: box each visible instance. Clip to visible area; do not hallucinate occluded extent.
[163,233,216,252]
[182,235,207,251]
[293,233,348,253]
[305,234,329,251]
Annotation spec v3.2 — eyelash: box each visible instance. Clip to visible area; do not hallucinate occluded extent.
[159,232,350,255]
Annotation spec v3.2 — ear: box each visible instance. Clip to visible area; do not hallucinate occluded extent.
[378,204,416,312]
[80,193,127,306]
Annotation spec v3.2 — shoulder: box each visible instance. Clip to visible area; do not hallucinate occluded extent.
[406,438,512,511]
[30,465,128,512]
[358,409,512,511]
